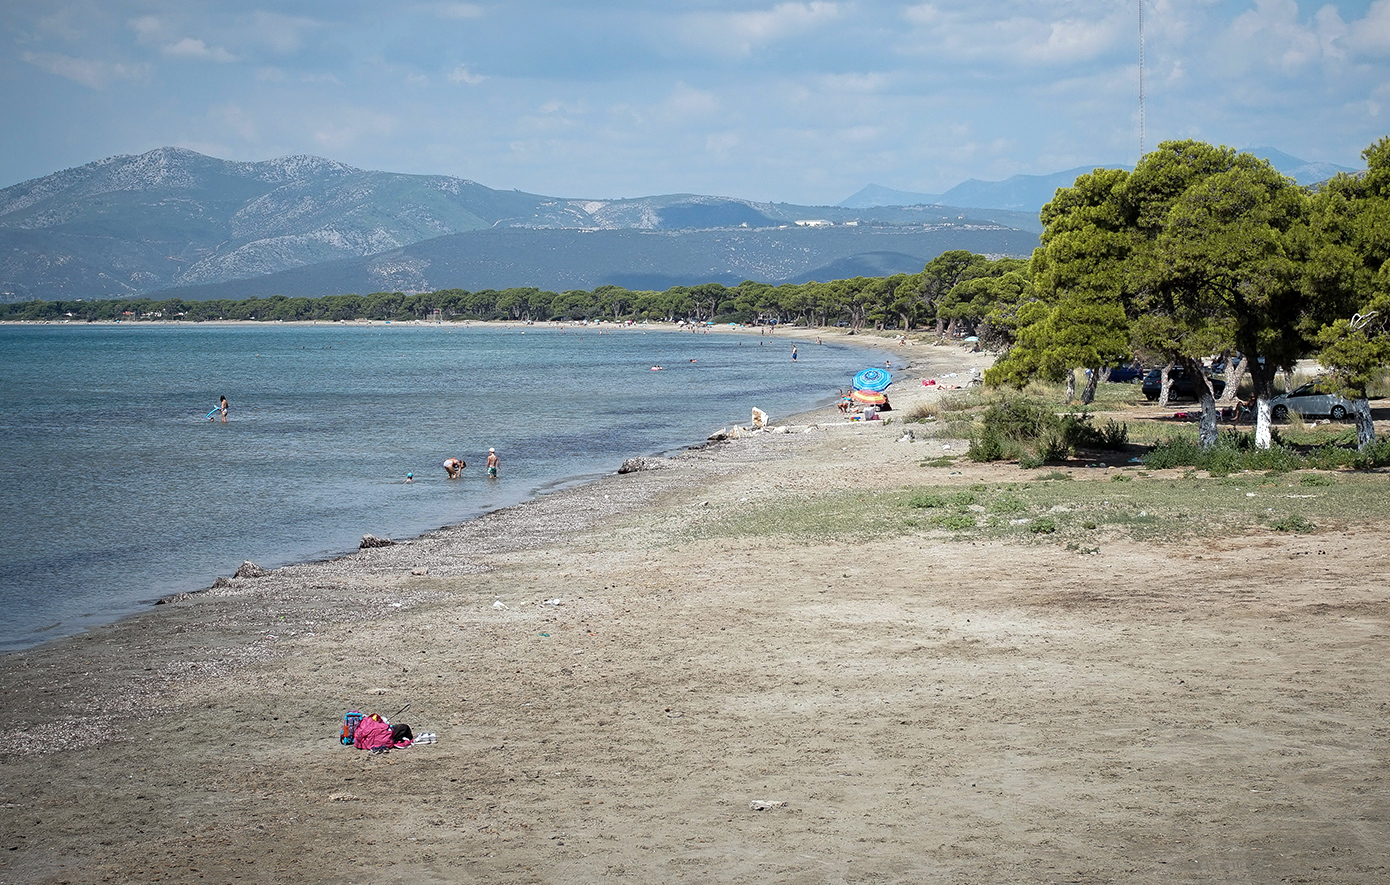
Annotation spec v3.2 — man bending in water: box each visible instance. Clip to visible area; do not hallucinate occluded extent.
[443,458,464,479]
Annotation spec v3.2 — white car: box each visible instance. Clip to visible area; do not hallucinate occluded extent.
[1269,382,1355,420]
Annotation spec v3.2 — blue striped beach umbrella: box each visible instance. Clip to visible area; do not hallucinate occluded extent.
[852,367,892,392]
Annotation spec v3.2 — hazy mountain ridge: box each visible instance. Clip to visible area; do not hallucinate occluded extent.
[157,223,1040,302]
[842,149,1359,211]
[0,147,1047,302]
[0,147,552,300]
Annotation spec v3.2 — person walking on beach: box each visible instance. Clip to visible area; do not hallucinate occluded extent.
[486,448,500,478]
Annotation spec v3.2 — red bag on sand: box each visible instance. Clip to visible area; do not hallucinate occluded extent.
[352,714,394,750]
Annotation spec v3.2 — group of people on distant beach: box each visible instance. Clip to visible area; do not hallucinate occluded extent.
[208,395,499,485]
[431,448,499,482]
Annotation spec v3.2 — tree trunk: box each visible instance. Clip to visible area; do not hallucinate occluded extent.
[1354,398,1377,449]
[1065,369,1076,403]
[1198,391,1219,449]
[1080,367,1100,405]
[1218,354,1249,406]
[1180,357,1220,449]
[1250,359,1279,450]
[1157,362,1176,408]
[1254,398,1272,449]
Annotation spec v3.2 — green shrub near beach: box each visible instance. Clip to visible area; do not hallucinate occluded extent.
[966,393,1129,464]
[1143,431,1390,473]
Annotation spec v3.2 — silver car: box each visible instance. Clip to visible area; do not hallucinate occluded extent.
[1269,382,1355,420]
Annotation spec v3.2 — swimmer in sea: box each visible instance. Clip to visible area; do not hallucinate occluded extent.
[486,448,499,478]
[405,472,414,484]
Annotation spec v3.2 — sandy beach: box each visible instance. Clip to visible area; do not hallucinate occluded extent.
[2,338,1388,884]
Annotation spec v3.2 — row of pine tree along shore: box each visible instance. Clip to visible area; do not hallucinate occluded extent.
[6,138,1389,452]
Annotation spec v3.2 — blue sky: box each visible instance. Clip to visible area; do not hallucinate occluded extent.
[3,0,1388,204]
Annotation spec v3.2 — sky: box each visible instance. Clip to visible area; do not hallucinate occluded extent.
[3,0,1389,205]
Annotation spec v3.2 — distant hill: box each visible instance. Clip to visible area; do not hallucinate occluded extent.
[839,184,943,209]
[842,147,1361,214]
[841,167,1120,213]
[155,223,1042,299]
[1243,147,1358,186]
[0,147,1045,303]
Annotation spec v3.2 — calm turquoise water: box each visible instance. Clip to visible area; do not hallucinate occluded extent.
[0,323,884,650]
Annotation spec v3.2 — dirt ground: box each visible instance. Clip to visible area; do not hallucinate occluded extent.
[2,343,1388,884]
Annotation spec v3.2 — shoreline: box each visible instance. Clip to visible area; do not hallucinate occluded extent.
[0,322,916,653]
[3,338,1388,883]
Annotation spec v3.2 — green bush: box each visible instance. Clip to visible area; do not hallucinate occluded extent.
[968,425,1008,462]
[982,395,1053,440]
[1143,431,1388,474]
[1351,439,1390,469]
[907,492,948,508]
[1268,513,1316,533]
[990,495,1027,514]
[1037,428,1072,463]
[1029,517,1058,534]
[1298,473,1335,486]
[1099,419,1129,449]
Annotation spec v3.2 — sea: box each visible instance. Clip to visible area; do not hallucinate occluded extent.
[0,322,887,651]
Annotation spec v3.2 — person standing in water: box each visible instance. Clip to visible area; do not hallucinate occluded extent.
[218,395,228,422]
[791,345,798,362]
[486,448,499,478]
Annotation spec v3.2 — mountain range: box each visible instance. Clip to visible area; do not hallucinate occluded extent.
[839,148,1357,212]
[0,146,1356,304]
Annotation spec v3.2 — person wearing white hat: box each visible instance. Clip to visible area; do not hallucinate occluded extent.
[486,448,499,478]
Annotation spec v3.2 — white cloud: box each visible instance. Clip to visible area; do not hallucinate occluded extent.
[129,14,240,63]
[448,64,486,85]
[819,72,889,93]
[660,83,721,119]
[163,37,238,63]
[1345,0,1390,56]
[241,11,320,56]
[206,103,259,142]
[312,107,399,151]
[129,15,165,42]
[680,2,844,56]
[538,99,587,115]
[898,2,1129,66]
[19,50,148,89]
[1230,0,1328,71]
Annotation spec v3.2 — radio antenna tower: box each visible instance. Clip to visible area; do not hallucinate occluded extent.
[1138,0,1146,158]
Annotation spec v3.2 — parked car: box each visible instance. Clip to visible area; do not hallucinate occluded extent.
[1104,364,1143,383]
[1142,367,1226,401]
[1269,382,1356,420]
